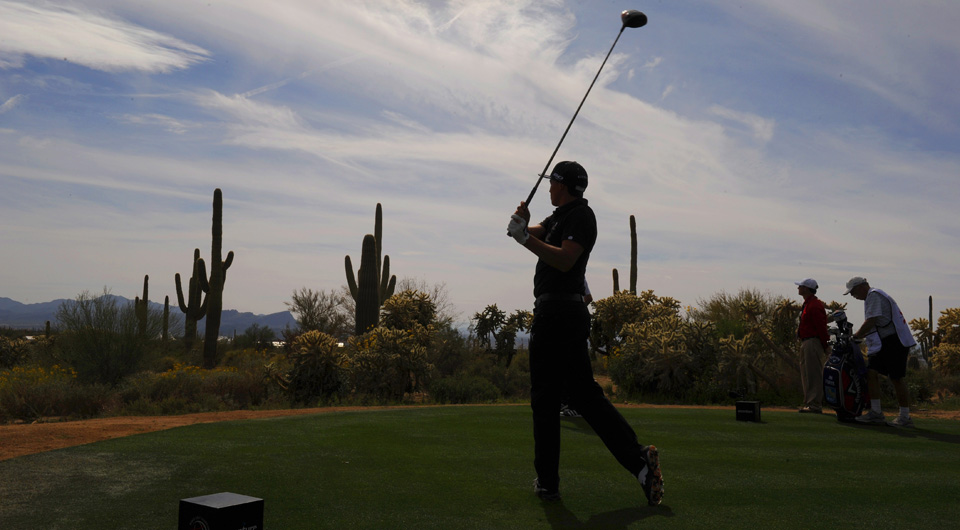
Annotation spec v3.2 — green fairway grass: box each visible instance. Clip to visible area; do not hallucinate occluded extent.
[2,406,959,529]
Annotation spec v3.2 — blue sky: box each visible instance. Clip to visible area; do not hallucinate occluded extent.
[2,0,958,329]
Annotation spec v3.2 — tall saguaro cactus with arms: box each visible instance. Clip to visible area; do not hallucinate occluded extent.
[175,248,208,351]
[345,203,396,335]
[202,188,234,368]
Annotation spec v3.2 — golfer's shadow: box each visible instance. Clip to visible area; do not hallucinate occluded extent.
[548,418,675,528]
[560,416,595,435]
[542,500,673,529]
[840,420,960,444]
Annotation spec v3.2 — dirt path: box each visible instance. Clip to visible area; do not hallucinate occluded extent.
[2,405,957,462]
[0,407,381,461]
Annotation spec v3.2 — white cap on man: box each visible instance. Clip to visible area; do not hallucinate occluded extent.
[795,278,818,290]
[844,276,867,295]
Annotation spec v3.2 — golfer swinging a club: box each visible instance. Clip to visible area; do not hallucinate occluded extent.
[507,161,664,506]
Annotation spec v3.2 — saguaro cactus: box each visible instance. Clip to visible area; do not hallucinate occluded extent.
[175,248,208,350]
[162,295,170,342]
[134,275,149,338]
[345,203,396,335]
[611,215,638,294]
[628,215,637,294]
[203,188,235,368]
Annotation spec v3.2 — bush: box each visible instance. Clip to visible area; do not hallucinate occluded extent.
[381,290,436,331]
[904,366,939,404]
[930,344,960,376]
[501,349,530,399]
[233,324,278,352]
[54,289,164,386]
[0,365,109,422]
[608,315,698,399]
[428,374,501,404]
[0,336,29,368]
[426,326,472,378]
[348,328,432,402]
[284,331,348,404]
[118,363,267,413]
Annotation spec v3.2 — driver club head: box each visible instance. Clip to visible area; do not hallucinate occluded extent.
[621,10,648,29]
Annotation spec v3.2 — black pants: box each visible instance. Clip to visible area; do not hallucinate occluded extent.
[529,300,646,491]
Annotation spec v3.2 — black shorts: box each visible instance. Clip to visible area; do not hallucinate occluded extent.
[867,333,909,379]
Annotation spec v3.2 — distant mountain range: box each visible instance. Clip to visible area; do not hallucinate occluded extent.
[0,296,297,336]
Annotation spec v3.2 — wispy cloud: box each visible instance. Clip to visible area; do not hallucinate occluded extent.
[118,113,192,134]
[709,105,775,143]
[0,0,209,73]
[0,94,24,114]
[193,91,304,130]
[711,0,960,132]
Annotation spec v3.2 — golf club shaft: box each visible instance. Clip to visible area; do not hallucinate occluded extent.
[523,24,627,208]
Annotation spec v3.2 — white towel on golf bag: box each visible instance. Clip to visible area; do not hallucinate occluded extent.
[863,288,917,356]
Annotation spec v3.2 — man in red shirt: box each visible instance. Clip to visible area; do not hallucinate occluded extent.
[796,278,829,413]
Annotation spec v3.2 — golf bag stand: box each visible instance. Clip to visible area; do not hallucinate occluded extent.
[822,310,869,422]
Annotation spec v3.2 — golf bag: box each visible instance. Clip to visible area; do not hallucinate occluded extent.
[822,310,869,422]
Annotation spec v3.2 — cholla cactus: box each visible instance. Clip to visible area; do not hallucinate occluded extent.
[283,330,348,403]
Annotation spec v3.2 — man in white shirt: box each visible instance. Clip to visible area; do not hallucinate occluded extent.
[844,277,917,427]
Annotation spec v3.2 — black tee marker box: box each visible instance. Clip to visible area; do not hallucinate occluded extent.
[178,492,263,530]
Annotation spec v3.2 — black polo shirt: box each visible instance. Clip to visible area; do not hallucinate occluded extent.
[533,198,597,298]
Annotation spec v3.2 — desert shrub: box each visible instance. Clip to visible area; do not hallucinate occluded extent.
[54,289,165,386]
[25,336,57,366]
[0,365,108,422]
[428,374,500,404]
[284,330,348,404]
[232,324,278,352]
[120,395,221,416]
[471,304,532,366]
[609,314,698,399]
[118,363,266,413]
[942,374,960,396]
[426,325,472,378]
[591,290,680,355]
[381,289,436,331]
[347,327,432,402]
[930,344,960,376]
[935,308,960,346]
[904,366,939,404]
[0,336,29,368]
[503,349,530,398]
[200,367,267,408]
[286,287,351,338]
[119,367,201,404]
[453,347,529,400]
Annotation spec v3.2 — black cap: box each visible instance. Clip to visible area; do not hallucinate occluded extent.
[548,161,588,194]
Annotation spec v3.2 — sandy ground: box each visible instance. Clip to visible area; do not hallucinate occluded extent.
[2,404,957,462]
[0,407,383,461]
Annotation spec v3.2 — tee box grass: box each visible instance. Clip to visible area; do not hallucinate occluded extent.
[1,405,959,529]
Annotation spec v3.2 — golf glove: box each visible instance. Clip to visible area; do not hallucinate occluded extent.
[507,214,529,245]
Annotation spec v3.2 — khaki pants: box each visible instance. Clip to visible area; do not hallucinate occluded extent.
[800,338,825,410]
